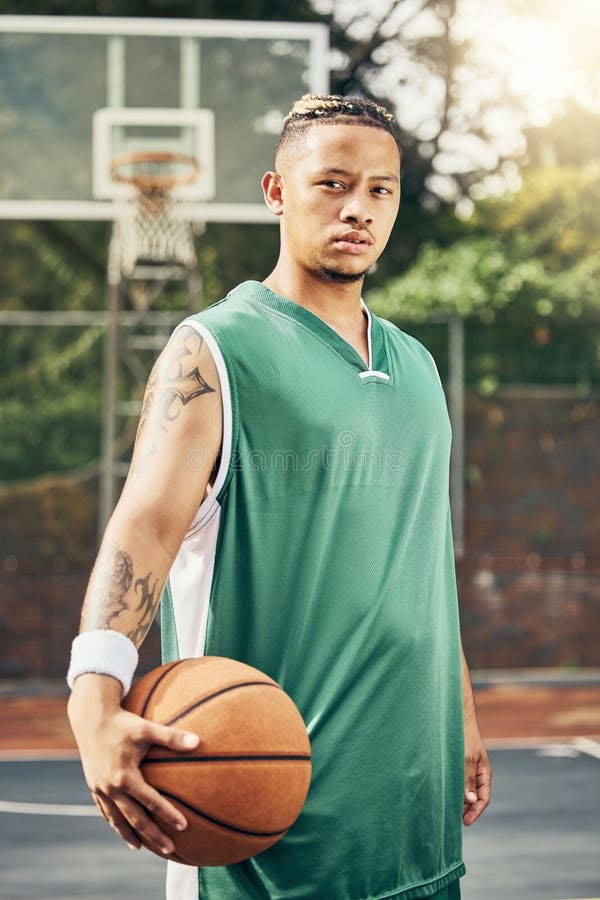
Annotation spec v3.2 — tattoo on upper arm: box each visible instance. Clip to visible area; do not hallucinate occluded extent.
[136,364,158,441]
[81,545,162,646]
[136,327,215,446]
[163,328,216,418]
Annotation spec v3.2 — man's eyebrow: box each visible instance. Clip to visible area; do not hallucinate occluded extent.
[371,174,400,184]
[314,167,399,184]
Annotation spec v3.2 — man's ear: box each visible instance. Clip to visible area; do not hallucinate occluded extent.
[261,171,284,216]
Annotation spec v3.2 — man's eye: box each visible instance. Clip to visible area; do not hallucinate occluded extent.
[373,187,392,195]
[321,181,344,189]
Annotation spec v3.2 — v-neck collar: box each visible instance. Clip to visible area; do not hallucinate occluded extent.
[242,281,391,382]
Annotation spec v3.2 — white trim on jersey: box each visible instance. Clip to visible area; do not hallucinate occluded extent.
[360,298,373,370]
[358,370,390,380]
[360,300,390,380]
[166,857,197,899]
[168,509,222,660]
[165,319,234,900]
[172,319,233,534]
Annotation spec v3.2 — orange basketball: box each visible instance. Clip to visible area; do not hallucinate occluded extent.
[124,656,312,866]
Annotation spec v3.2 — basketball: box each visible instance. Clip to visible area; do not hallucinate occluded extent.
[123,656,312,866]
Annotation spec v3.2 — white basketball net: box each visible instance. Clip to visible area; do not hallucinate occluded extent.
[108,189,197,285]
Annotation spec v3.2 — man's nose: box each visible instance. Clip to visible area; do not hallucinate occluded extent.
[339,192,373,227]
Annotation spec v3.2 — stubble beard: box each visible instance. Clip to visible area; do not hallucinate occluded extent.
[318,264,370,285]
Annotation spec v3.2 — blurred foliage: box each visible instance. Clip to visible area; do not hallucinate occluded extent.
[0,222,107,480]
[525,102,600,169]
[368,165,600,388]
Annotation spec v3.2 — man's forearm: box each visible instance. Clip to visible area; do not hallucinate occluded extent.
[460,643,479,725]
[79,521,172,648]
[68,521,173,696]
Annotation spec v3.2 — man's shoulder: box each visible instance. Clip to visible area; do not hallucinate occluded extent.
[178,281,262,334]
[198,280,261,317]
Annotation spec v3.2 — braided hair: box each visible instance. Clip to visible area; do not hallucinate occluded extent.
[276,94,401,160]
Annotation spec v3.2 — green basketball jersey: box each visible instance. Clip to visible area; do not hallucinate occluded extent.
[161,281,466,900]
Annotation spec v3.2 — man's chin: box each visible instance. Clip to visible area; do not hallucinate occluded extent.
[318,264,371,285]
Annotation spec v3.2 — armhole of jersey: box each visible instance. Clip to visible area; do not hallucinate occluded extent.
[171,318,233,535]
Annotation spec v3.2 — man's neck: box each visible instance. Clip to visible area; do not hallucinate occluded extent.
[263,262,366,330]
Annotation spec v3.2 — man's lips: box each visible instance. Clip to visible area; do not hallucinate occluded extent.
[333,232,374,255]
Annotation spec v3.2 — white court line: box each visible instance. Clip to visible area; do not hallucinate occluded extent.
[573,737,600,759]
[0,753,96,816]
[484,736,571,750]
[0,800,99,816]
[0,740,597,819]
[483,736,600,752]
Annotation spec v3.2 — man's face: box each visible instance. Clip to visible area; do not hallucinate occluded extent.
[272,123,401,284]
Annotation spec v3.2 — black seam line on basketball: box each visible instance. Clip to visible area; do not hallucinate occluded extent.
[144,754,312,763]
[164,680,281,727]
[158,789,288,838]
[140,659,186,719]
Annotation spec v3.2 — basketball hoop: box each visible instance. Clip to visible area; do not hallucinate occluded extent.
[108,151,201,289]
[109,150,201,193]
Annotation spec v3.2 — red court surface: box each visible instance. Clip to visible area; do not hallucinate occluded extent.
[1,677,599,753]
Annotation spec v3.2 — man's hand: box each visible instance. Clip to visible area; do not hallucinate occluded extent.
[68,674,199,856]
[463,718,492,826]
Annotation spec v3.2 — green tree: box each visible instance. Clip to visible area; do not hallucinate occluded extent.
[367,165,600,388]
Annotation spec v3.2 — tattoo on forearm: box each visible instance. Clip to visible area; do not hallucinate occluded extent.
[127,572,160,646]
[81,545,162,646]
[84,546,133,630]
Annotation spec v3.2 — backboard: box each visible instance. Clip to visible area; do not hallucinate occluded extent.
[0,15,329,223]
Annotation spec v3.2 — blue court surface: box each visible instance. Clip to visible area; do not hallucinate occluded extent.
[0,745,598,900]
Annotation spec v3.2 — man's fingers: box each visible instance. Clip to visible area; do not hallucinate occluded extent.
[463,798,487,826]
[111,789,176,857]
[93,791,142,850]
[83,713,198,853]
[102,767,188,852]
[463,757,492,826]
[463,783,490,826]
[126,770,188,833]
[464,759,477,804]
[136,720,199,753]
[476,775,491,803]
[473,759,492,804]
[92,792,109,821]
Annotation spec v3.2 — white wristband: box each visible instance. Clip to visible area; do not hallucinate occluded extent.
[67,630,139,698]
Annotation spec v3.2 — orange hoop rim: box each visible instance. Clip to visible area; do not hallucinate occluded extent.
[109,151,201,192]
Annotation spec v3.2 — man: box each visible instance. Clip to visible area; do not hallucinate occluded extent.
[68,95,491,900]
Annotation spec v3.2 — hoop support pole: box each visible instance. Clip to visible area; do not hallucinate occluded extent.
[98,279,121,538]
